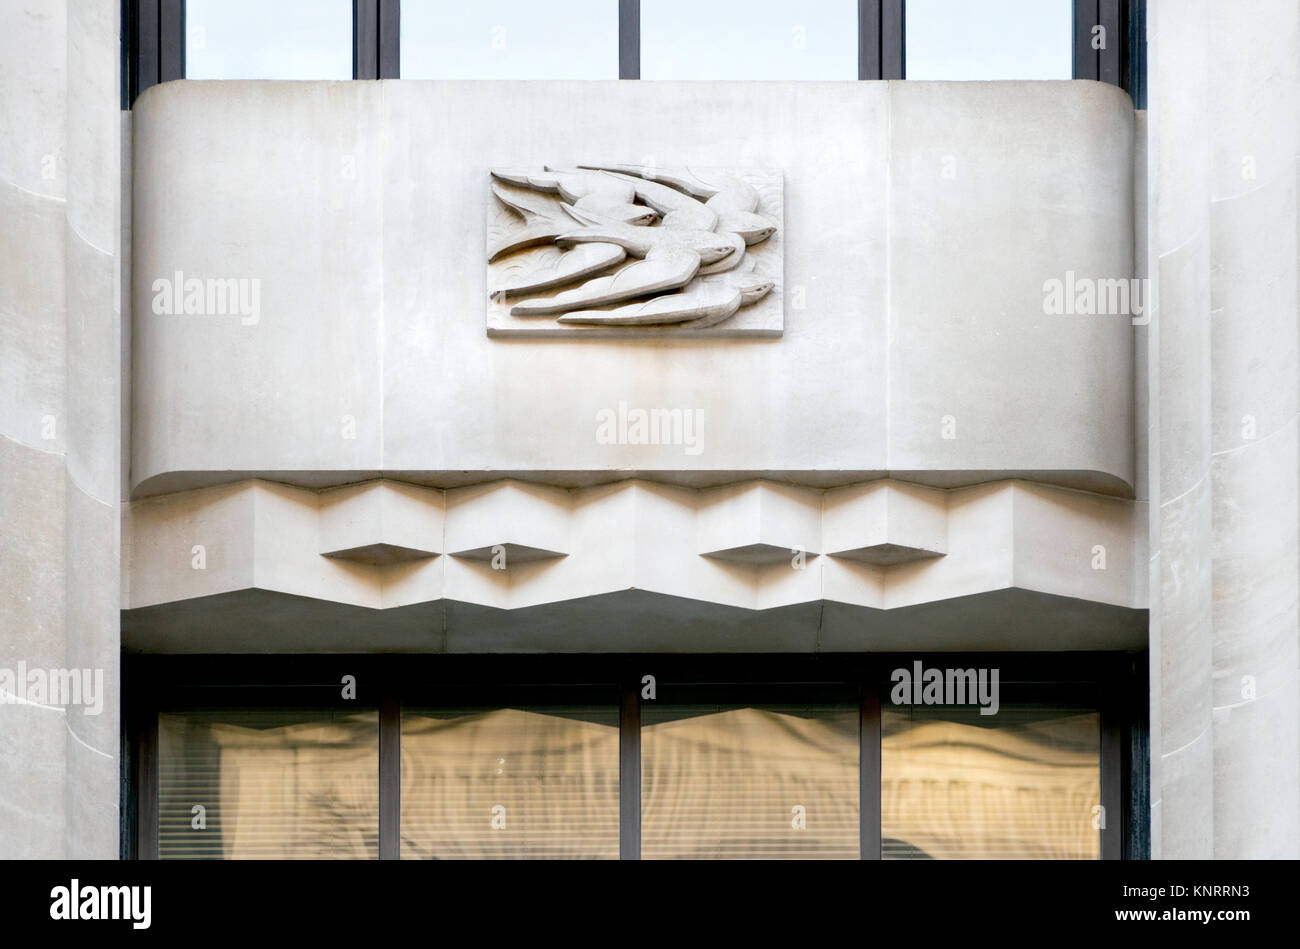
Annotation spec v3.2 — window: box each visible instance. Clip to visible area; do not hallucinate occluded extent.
[640,0,858,80]
[400,0,619,79]
[184,0,354,80]
[641,692,860,859]
[881,703,1101,859]
[128,655,1138,860]
[400,692,621,859]
[157,707,379,859]
[127,1,1144,104]
[904,0,1074,80]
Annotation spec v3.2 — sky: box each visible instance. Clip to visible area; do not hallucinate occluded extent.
[184,0,1074,82]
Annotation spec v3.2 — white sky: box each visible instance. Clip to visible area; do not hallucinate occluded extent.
[401,0,619,80]
[185,0,353,80]
[905,0,1072,80]
[640,0,858,80]
[183,0,1074,82]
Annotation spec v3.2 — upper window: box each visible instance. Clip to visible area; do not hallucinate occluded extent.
[904,0,1074,80]
[400,0,619,79]
[640,0,858,80]
[132,0,1141,103]
[185,0,353,80]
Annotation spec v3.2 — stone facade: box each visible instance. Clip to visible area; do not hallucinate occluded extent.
[0,0,1297,859]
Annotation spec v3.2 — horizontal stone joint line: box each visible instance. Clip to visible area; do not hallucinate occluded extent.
[1154,220,1210,262]
[66,720,114,761]
[1160,723,1211,760]
[0,173,67,204]
[66,218,114,258]
[1210,411,1299,458]
[0,428,67,460]
[1209,163,1300,206]
[1158,470,1210,510]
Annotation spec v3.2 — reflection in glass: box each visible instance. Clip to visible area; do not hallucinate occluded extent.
[642,703,859,859]
[158,708,379,859]
[881,704,1100,859]
[184,0,353,80]
[641,0,857,80]
[401,705,620,859]
[904,0,1073,80]
[401,0,619,79]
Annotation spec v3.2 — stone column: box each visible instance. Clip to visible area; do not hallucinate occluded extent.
[1147,0,1300,858]
[0,0,121,859]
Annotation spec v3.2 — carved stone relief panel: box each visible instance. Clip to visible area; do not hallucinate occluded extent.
[486,164,784,337]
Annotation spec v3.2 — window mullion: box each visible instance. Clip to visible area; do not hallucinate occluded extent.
[619,0,640,79]
[858,0,904,80]
[619,670,642,859]
[1074,0,1101,79]
[1098,0,1123,85]
[354,0,378,79]
[136,709,160,860]
[159,0,184,81]
[860,673,882,859]
[1100,695,1124,860]
[378,690,401,860]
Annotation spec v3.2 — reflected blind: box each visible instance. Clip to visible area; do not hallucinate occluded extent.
[881,704,1101,859]
[158,708,379,859]
[641,704,860,859]
[400,705,620,859]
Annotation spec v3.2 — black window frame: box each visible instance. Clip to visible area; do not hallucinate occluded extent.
[124,0,1145,106]
[123,651,1147,861]
[124,0,400,105]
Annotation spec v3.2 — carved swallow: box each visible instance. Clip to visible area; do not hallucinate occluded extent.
[509,246,702,315]
[490,242,627,299]
[490,167,656,225]
[579,170,718,231]
[553,222,735,263]
[556,267,775,326]
[580,164,777,244]
[487,180,573,261]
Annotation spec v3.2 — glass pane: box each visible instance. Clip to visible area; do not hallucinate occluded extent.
[905,0,1073,80]
[881,704,1101,859]
[401,0,619,80]
[641,0,858,80]
[642,702,859,859]
[185,0,354,80]
[158,708,379,859]
[401,703,620,858]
